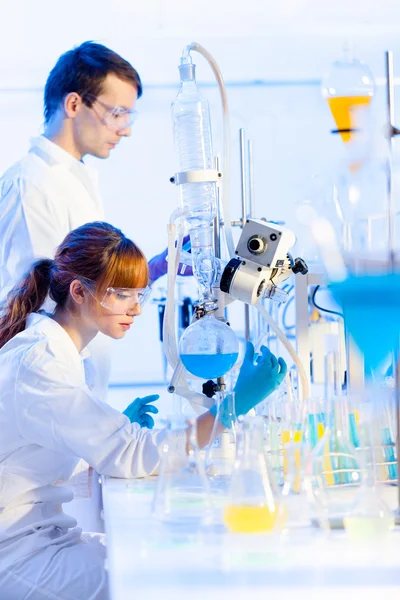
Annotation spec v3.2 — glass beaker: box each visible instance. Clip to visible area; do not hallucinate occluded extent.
[206,391,237,481]
[179,313,239,379]
[223,416,281,533]
[152,415,213,528]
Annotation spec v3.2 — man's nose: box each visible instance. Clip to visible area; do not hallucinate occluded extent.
[117,124,131,137]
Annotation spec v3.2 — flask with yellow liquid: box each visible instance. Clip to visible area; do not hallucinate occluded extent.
[223,416,281,533]
[322,45,375,144]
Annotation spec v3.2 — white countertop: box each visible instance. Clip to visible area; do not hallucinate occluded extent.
[102,476,400,600]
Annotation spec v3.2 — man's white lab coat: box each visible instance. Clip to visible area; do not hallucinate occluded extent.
[0,135,104,300]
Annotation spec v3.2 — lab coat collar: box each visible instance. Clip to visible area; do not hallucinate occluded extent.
[29,136,81,170]
[26,312,91,361]
[29,136,100,193]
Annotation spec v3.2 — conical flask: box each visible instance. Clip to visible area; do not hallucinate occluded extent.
[343,398,394,539]
[206,391,237,481]
[322,45,374,144]
[152,415,213,527]
[223,416,280,533]
[309,396,361,529]
[179,314,239,379]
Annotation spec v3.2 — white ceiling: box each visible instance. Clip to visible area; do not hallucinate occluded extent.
[1,0,400,86]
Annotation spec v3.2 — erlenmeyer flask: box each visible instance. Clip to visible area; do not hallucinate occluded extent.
[223,416,281,533]
[343,400,394,539]
[206,391,237,480]
[152,415,213,527]
[322,45,375,144]
[309,396,361,529]
[179,314,239,379]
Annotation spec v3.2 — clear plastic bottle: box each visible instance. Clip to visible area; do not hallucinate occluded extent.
[172,55,217,227]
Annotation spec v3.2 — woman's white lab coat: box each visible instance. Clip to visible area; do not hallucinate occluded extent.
[0,312,171,599]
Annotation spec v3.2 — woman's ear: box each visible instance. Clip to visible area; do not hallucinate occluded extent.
[69,279,86,306]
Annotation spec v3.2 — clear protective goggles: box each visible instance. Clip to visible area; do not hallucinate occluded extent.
[80,277,151,315]
[83,94,138,131]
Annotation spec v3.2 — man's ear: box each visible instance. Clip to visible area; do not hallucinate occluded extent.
[63,92,83,119]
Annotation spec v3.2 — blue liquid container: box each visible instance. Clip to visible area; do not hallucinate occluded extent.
[179,314,239,380]
[180,352,238,379]
[330,274,400,373]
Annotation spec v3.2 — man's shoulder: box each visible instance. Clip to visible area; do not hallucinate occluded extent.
[0,154,51,200]
[0,153,48,189]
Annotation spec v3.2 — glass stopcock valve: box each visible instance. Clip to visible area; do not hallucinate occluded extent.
[179,314,239,379]
[322,47,375,143]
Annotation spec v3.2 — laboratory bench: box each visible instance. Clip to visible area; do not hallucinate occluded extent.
[102,476,400,600]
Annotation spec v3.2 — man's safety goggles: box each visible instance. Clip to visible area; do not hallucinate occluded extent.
[80,277,151,315]
[83,94,138,132]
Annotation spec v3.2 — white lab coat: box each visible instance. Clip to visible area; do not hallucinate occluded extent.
[0,136,113,535]
[0,312,171,599]
[0,135,111,395]
[0,135,104,300]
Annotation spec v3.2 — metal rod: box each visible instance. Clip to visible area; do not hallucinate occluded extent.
[248,139,255,219]
[385,51,396,266]
[384,50,400,522]
[213,156,222,259]
[387,51,396,133]
[239,128,247,226]
[239,128,251,342]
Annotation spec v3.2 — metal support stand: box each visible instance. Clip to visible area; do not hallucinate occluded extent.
[384,50,400,524]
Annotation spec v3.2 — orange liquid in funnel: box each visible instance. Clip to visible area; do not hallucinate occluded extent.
[327,96,372,143]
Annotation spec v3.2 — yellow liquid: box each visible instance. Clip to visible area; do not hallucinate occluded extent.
[327,96,372,143]
[223,505,277,533]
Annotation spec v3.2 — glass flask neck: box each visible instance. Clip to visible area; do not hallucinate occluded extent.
[239,417,266,462]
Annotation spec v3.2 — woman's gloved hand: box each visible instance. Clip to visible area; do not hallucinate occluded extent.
[210,342,287,428]
[123,395,160,429]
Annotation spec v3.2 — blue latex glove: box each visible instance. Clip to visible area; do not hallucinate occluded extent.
[210,343,287,428]
[123,395,159,429]
[148,235,193,282]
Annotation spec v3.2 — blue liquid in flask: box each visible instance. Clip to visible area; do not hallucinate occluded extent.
[180,353,238,379]
[330,274,400,373]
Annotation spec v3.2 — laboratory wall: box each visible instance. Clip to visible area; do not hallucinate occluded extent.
[1,0,400,384]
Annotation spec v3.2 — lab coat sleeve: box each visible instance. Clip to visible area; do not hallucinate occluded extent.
[14,355,168,479]
[0,177,68,296]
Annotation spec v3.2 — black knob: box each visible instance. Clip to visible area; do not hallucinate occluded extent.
[292,257,308,275]
[202,380,217,398]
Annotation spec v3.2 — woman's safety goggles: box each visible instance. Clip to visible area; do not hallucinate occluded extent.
[80,277,151,315]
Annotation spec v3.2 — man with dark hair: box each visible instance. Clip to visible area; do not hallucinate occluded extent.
[0,41,169,299]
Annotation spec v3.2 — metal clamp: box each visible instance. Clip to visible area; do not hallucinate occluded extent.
[170,169,223,185]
